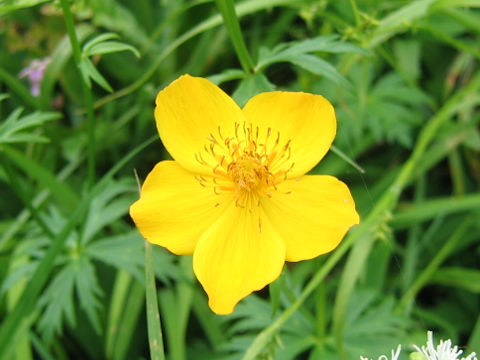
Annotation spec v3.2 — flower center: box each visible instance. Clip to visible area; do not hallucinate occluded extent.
[227,157,269,192]
[194,122,294,208]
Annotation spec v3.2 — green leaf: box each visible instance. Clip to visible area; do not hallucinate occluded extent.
[0,261,38,296]
[207,69,246,85]
[73,256,103,334]
[215,0,255,73]
[112,280,145,360]
[392,193,480,228]
[37,263,76,343]
[105,270,133,359]
[257,35,366,71]
[370,0,437,46]
[82,33,120,53]
[1,145,79,211]
[41,24,95,106]
[81,179,135,244]
[85,41,140,58]
[232,73,274,107]
[37,255,103,342]
[0,136,157,357]
[433,0,480,10]
[0,109,60,145]
[86,232,144,281]
[158,257,194,360]
[393,39,422,81]
[0,67,39,109]
[279,35,367,57]
[0,0,49,15]
[429,267,480,293]
[79,57,114,92]
[288,53,351,88]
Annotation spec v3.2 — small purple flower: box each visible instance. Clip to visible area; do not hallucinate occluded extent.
[19,58,51,97]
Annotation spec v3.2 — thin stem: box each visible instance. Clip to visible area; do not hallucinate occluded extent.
[145,241,166,360]
[135,170,166,360]
[349,0,361,27]
[215,0,255,73]
[59,0,96,189]
[330,144,365,173]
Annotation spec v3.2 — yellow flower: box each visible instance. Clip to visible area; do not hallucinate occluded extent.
[130,74,359,314]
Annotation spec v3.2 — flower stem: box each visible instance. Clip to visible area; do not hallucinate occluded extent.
[145,241,166,360]
[59,0,96,189]
[215,0,255,74]
[349,0,361,27]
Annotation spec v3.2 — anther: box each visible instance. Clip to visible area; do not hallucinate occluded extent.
[207,134,218,145]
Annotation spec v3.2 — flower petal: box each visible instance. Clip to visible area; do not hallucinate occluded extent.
[261,175,359,262]
[155,74,245,175]
[130,161,231,255]
[193,204,285,314]
[242,91,336,177]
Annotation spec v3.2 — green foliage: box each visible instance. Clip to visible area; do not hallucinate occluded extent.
[1,0,479,359]
[0,108,60,144]
[79,33,140,92]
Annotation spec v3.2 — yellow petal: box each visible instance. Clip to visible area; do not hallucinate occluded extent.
[193,204,285,314]
[155,74,245,175]
[242,91,336,177]
[130,161,231,255]
[261,175,359,262]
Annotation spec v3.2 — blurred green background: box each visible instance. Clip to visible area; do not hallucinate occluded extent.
[0,0,479,359]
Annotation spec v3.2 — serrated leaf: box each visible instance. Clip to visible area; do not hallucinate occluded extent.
[0,261,38,295]
[257,35,367,71]
[281,35,367,57]
[153,246,181,285]
[0,108,23,133]
[86,232,144,281]
[37,263,76,343]
[82,197,132,243]
[74,256,103,334]
[81,179,136,243]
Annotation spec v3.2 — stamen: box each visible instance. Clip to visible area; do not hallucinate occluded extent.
[194,123,295,209]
